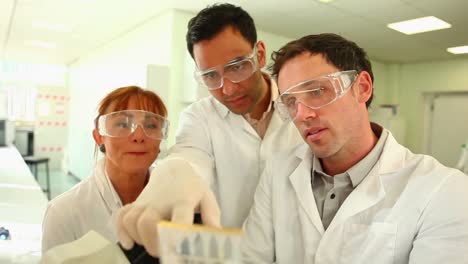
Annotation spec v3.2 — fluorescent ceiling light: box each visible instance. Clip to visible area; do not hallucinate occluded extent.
[447,45,468,54]
[32,21,73,33]
[25,40,57,49]
[387,16,451,35]
[318,0,335,2]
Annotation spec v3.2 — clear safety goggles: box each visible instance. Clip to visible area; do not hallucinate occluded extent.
[98,110,169,140]
[276,70,358,121]
[194,45,259,90]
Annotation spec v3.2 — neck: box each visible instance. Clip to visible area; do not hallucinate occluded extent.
[249,74,271,120]
[105,161,148,205]
[321,122,378,176]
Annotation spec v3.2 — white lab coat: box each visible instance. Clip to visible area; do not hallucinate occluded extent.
[243,130,468,263]
[167,78,302,227]
[41,158,131,253]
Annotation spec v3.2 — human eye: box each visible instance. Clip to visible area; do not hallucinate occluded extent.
[226,61,248,73]
[309,87,324,96]
[144,118,162,130]
[201,70,219,81]
[283,96,296,108]
[302,79,330,97]
[145,122,159,129]
[114,120,130,128]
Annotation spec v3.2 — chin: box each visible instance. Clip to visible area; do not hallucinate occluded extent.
[227,106,249,115]
[308,143,332,159]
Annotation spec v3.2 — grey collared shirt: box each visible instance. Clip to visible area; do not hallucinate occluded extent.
[311,124,388,229]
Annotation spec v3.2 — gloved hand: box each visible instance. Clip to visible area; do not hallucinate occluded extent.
[116,157,221,257]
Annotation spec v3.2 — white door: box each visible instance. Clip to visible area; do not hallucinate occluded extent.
[429,93,468,167]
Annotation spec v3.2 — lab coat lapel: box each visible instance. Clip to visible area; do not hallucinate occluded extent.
[263,109,282,139]
[225,111,258,139]
[289,148,325,235]
[327,157,386,231]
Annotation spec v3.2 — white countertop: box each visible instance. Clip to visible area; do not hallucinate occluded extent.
[0,146,48,264]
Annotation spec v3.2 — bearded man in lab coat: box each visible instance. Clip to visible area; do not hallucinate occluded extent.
[241,33,468,263]
[115,3,302,256]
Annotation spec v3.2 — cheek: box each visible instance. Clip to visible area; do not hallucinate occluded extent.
[332,99,360,132]
[104,140,123,157]
[209,89,223,100]
[147,140,161,154]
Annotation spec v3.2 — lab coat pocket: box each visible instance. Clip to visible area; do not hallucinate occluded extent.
[340,222,397,264]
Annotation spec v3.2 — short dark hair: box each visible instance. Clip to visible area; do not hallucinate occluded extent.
[186,3,257,58]
[270,33,374,108]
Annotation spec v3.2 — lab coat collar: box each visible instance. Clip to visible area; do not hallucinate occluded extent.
[93,158,123,215]
[377,130,409,174]
[290,127,397,233]
[290,144,326,235]
[318,127,399,231]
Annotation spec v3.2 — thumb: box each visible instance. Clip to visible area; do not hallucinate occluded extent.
[171,203,195,225]
[200,190,221,228]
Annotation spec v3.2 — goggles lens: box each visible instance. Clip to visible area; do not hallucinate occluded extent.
[276,70,358,121]
[98,110,169,140]
[194,45,258,90]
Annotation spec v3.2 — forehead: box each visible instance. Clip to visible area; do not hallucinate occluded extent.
[108,110,157,120]
[105,95,159,115]
[193,26,253,70]
[277,53,339,93]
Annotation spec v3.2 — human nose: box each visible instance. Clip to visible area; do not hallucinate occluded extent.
[221,77,237,96]
[130,124,146,142]
[295,101,318,121]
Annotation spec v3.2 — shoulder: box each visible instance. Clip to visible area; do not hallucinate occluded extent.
[44,174,96,221]
[182,96,226,119]
[382,135,468,204]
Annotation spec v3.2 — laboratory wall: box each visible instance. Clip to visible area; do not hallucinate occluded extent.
[67,11,174,179]
[34,84,70,170]
[0,62,68,170]
[395,57,468,153]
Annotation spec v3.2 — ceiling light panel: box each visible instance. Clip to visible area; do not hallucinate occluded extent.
[447,45,468,54]
[387,16,451,35]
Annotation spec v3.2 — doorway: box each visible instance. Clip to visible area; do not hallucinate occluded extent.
[424,92,468,168]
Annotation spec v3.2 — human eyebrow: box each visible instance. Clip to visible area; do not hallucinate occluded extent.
[226,55,247,65]
[144,113,159,119]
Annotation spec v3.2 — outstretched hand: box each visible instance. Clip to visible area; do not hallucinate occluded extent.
[116,158,221,257]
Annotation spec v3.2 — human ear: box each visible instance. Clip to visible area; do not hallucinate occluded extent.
[255,41,267,69]
[354,71,373,104]
[92,129,103,147]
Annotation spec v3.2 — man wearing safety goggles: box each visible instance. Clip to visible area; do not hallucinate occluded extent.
[242,34,468,263]
[116,3,302,257]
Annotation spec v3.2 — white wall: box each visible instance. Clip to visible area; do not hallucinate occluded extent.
[67,11,174,179]
[258,30,293,67]
[365,56,468,154]
[397,58,468,153]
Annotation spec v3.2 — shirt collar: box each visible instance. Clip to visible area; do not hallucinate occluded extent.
[311,123,388,188]
[266,74,279,113]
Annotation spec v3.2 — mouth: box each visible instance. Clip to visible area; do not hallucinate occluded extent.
[303,127,327,141]
[226,95,247,105]
[127,152,147,156]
